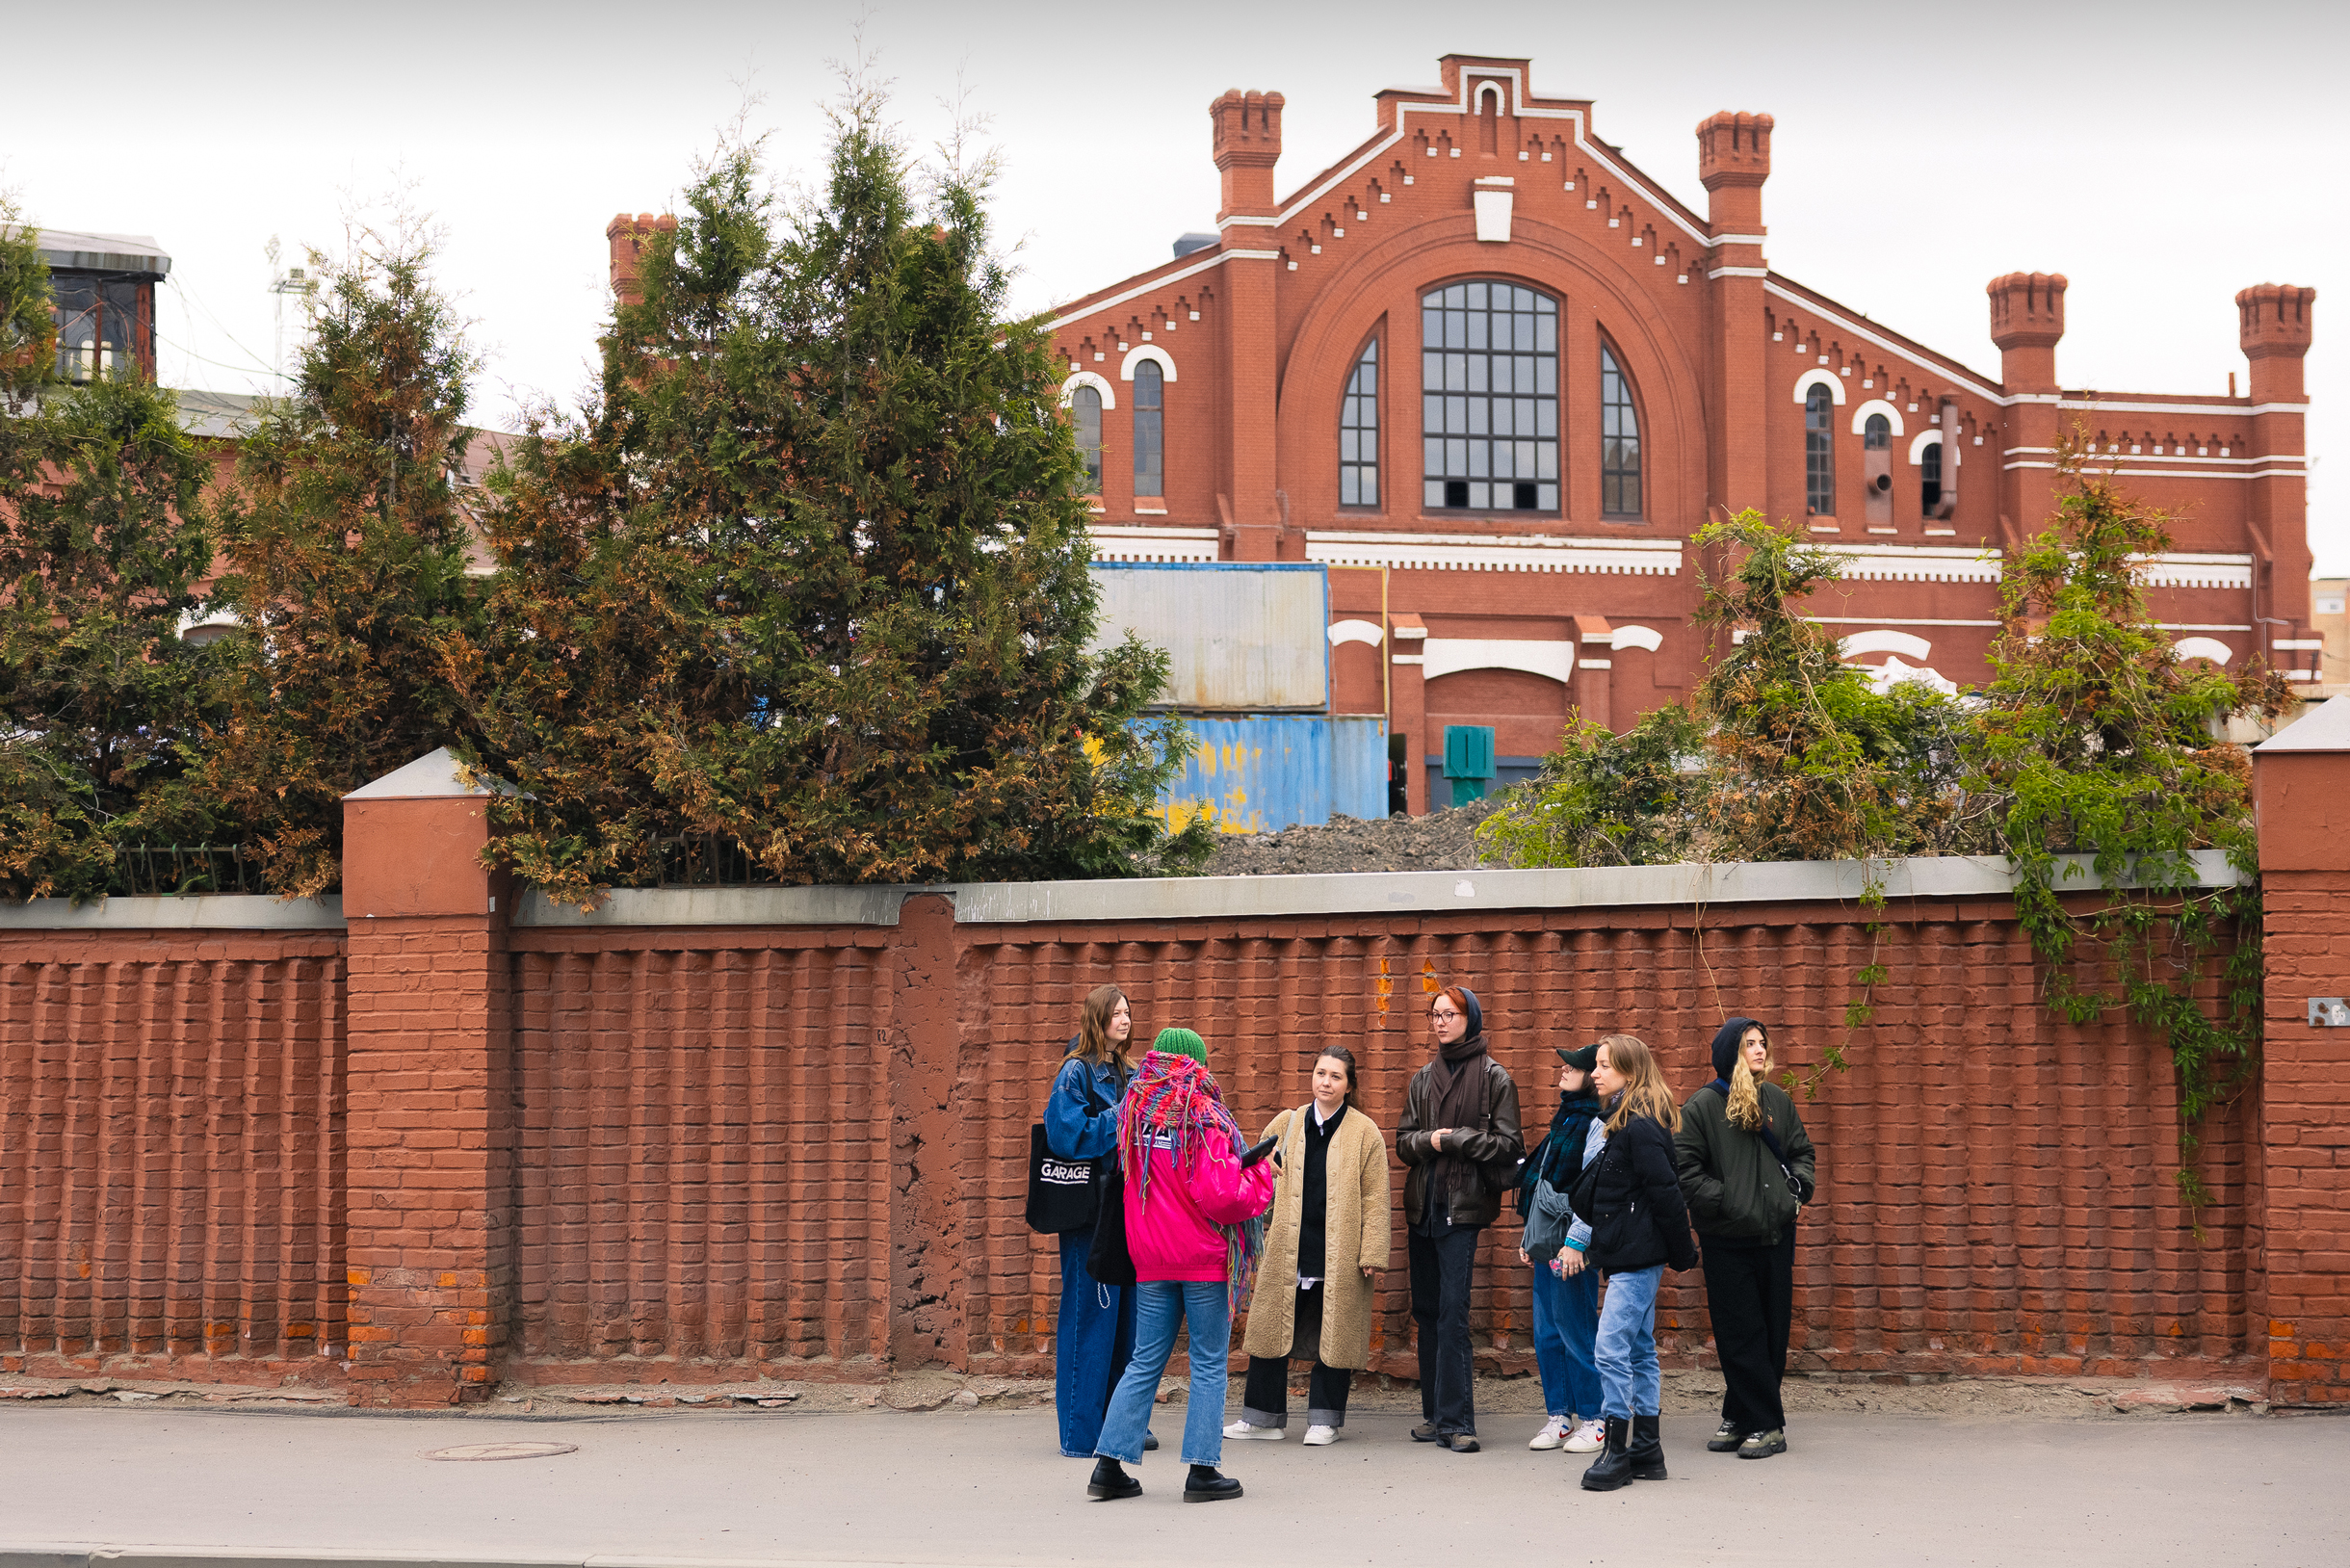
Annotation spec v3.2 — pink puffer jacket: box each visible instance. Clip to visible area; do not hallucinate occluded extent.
[1124,1134,1276,1284]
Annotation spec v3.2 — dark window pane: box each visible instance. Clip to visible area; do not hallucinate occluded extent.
[1600,347,1642,518]
[1864,413,1890,450]
[1339,342,1379,508]
[1805,384,1834,516]
[1133,362,1163,496]
[1072,385,1103,491]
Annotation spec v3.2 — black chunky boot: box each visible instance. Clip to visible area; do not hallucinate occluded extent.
[1579,1416,1633,1492]
[1183,1463,1243,1503]
[1627,1414,1667,1480]
[1086,1456,1141,1501]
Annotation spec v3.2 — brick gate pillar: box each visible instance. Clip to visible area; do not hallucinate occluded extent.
[340,747,512,1406]
[2253,695,2350,1406]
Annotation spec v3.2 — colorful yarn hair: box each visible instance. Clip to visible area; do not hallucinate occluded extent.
[1118,1049,1266,1311]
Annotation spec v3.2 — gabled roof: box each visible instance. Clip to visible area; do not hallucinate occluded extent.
[8,225,173,276]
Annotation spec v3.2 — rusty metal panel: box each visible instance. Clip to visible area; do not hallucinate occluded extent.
[1090,562,1329,712]
[1150,714,1388,834]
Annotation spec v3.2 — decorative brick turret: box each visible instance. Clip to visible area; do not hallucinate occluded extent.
[2238,282,2316,404]
[1211,90,1284,223]
[1695,111,1772,233]
[1988,272,2068,392]
[605,212,676,308]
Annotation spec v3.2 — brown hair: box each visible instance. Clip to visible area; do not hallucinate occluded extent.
[1313,1046,1363,1110]
[1076,985,1136,1075]
[1598,1033,1681,1136]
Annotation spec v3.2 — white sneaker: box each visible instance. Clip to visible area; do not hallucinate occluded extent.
[1302,1424,1337,1446]
[1528,1414,1569,1450]
[1563,1417,1606,1453]
[1222,1419,1284,1440]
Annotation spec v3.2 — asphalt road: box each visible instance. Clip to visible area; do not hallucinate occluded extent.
[2,1403,2345,1568]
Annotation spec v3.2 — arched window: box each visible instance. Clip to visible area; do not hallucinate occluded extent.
[1804,382,1835,516]
[1864,412,1891,451]
[1422,281,1558,512]
[1071,385,1104,493]
[1340,341,1378,507]
[1133,360,1163,497]
[1921,438,1944,514]
[1600,346,1642,518]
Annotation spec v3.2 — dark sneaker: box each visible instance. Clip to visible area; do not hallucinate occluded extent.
[1736,1428,1787,1460]
[1409,1421,1444,1443]
[1442,1432,1481,1452]
[1707,1421,1747,1452]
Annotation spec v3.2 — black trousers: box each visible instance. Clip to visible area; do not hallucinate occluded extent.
[1241,1283,1353,1427]
[1702,1228,1796,1432]
[1407,1223,1481,1435]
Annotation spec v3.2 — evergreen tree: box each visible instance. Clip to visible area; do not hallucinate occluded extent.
[460,101,1202,901]
[177,223,483,897]
[0,214,222,901]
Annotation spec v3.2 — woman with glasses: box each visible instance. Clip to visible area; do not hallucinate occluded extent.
[1396,985,1522,1452]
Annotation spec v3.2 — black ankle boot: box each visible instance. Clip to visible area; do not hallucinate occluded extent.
[1184,1463,1243,1503]
[1086,1456,1141,1501]
[1627,1414,1667,1480]
[1580,1416,1632,1491]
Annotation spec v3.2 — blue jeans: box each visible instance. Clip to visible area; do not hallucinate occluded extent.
[1532,1260,1603,1420]
[1595,1265,1663,1419]
[1095,1280,1232,1467]
[1056,1232,1136,1457]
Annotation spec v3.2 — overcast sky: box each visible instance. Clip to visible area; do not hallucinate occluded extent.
[12,0,2344,568]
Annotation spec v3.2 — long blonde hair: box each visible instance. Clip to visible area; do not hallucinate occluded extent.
[1599,1033,1681,1136]
[1726,1036,1772,1132]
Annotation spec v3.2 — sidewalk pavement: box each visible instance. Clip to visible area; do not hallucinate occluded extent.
[3,1402,2344,1568]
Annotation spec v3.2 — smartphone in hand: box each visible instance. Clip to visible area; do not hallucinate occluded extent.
[1240,1136,1279,1167]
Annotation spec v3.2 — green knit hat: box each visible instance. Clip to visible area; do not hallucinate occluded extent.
[1152,1027,1208,1066]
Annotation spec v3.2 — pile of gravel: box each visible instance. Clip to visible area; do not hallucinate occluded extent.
[1194,791,1519,876]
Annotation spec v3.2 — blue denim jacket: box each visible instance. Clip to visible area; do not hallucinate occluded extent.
[1044,1048,1128,1162]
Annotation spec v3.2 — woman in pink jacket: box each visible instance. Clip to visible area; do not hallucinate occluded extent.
[1086,1032,1276,1505]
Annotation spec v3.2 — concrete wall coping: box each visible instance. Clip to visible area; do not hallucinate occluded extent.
[1,850,2241,932]
[512,848,2243,929]
[0,895,347,931]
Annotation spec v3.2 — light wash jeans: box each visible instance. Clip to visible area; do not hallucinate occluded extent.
[1531,1259,1603,1420]
[1095,1279,1232,1467]
[1594,1264,1663,1419]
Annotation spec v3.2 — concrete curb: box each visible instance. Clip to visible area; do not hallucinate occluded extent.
[0,1552,993,1568]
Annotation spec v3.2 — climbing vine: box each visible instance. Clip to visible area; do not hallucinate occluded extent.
[1479,475,2290,1197]
[1971,438,2290,1207]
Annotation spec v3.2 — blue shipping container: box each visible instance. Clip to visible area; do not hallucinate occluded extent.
[1144,715,1390,835]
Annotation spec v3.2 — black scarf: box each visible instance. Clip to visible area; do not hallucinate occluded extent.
[1427,1032,1490,1200]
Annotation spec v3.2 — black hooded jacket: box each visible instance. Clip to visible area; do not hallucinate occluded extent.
[1674,1017,1819,1244]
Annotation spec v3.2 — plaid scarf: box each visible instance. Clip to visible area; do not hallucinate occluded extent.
[1118,1050,1266,1311]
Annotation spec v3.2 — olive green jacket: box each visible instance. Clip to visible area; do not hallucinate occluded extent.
[1673,1081,1816,1245]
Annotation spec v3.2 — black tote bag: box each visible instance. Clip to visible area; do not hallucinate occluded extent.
[1084,1160,1137,1286]
[1024,1065,1110,1236]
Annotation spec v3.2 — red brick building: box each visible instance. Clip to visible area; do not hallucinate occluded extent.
[1046,55,2319,812]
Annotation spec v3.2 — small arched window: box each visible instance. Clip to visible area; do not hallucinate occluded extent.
[1133,361,1163,497]
[1600,346,1642,518]
[1921,439,1944,514]
[1805,383,1835,516]
[1340,341,1378,507]
[1864,412,1891,451]
[1071,385,1104,493]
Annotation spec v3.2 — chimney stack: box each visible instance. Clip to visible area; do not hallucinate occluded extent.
[1695,112,1773,235]
[1210,91,1284,225]
[1988,272,2067,392]
[2238,283,2316,404]
[605,212,676,308]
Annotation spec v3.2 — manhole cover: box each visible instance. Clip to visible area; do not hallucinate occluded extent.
[423,1441,579,1462]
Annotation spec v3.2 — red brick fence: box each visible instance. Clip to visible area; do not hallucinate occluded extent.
[6,707,2350,1408]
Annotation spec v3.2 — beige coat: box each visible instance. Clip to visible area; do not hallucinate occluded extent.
[1238,1103,1392,1371]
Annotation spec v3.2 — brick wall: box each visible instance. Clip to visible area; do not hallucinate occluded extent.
[945,897,2255,1384]
[0,929,347,1384]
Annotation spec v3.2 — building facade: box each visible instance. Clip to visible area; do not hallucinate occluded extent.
[1043,55,2319,812]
